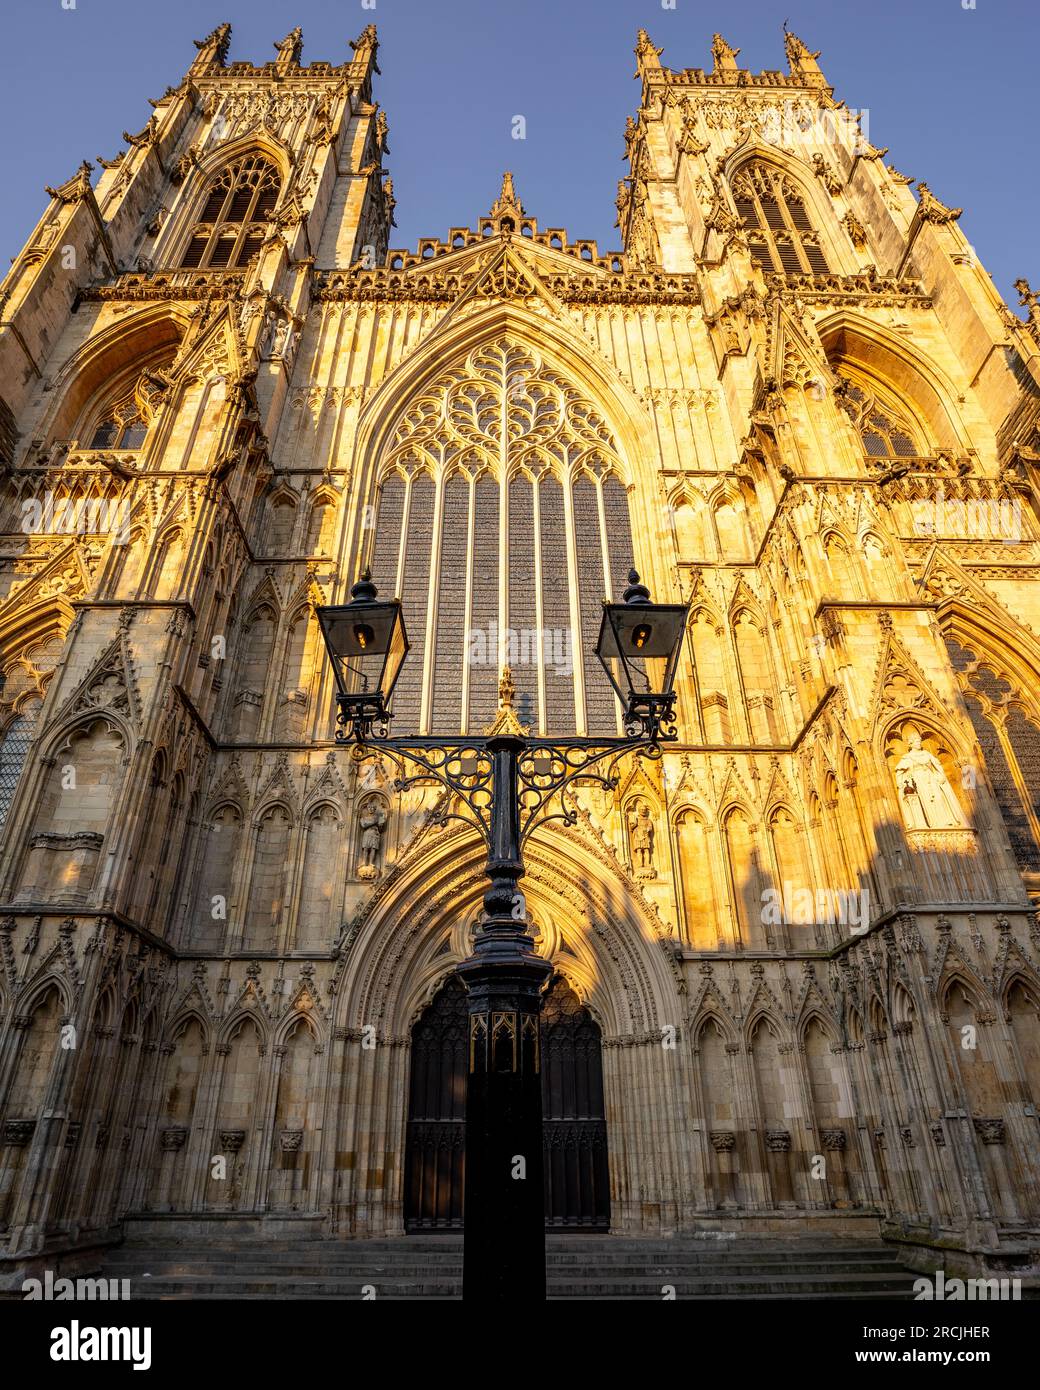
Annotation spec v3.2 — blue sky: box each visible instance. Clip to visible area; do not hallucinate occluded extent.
[2,0,1036,308]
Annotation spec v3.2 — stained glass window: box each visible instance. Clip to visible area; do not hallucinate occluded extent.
[0,703,39,831]
[371,338,635,734]
[837,376,919,459]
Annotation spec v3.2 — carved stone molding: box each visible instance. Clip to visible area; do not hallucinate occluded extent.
[973,1117,1006,1146]
[3,1119,36,1147]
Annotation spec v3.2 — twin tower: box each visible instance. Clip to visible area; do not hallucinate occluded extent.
[0,24,1038,1282]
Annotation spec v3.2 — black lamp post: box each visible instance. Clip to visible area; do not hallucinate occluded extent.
[317,566,686,1301]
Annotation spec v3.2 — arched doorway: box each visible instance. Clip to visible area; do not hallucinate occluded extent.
[404,973,610,1231]
[403,976,467,1231]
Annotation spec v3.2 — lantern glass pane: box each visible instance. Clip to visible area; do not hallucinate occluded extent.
[318,602,408,701]
[596,603,686,702]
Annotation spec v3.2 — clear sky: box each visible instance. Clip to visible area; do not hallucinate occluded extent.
[1,0,1036,308]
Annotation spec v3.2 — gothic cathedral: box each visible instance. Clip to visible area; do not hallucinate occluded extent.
[1,23,1039,1289]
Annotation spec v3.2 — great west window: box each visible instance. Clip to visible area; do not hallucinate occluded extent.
[367,338,635,735]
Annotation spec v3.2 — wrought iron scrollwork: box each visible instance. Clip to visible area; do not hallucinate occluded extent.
[343,698,676,853]
[620,693,678,744]
[335,698,391,744]
[518,739,639,845]
[352,737,497,845]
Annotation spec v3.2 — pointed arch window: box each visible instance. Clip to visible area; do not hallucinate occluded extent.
[368,338,636,737]
[0,703,40,831]
[836,376,920,460]
[945,637,1040,876]
[180,156,280,270]
[89,413,147,450]
[80,349,177,455]
[731,163,829,276]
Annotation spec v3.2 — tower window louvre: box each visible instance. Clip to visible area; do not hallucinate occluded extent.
[748,239,775,272]
[731,162,830,277]
[178,155,281,271]
[776,241,803,276]
[735,200,759,226]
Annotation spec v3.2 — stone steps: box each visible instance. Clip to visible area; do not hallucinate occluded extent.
[114,1260,903,1278]
[122,1276,915,1299]
[100,1235,920,1299]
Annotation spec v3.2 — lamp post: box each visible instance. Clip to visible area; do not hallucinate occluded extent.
[317,567,687,1301]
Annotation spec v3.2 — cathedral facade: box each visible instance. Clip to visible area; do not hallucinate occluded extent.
[1,23,1039,1286]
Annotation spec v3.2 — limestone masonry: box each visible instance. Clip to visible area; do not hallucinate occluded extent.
[0,23,1039,1283]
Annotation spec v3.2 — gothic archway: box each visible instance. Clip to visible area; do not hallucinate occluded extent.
[403,973,610,1232]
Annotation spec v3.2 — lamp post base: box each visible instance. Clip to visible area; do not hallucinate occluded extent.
[457,937,552,1302]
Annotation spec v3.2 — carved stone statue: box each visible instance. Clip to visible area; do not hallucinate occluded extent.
[629,802,656,872]
[272,320,295,359]
[894,732,969,831]
[356,802,388,880]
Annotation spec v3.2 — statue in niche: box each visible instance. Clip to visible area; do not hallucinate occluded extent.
[894,731,969,831]
[628,801,656,877]
[356,800,388,880]
[272,320,296,359]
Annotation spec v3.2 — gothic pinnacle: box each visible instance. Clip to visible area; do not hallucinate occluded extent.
[489,172,525,227]
[274,27,303,68]
[190,22,231,73]
[349,24,380,75]
[711,34,741,74]
[634,29,663,79]
[783,26,825,83]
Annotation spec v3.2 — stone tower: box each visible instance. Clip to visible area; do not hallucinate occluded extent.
[0,24,1039,1287]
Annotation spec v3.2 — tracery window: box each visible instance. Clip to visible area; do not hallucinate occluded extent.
[731,163,829,276]
[835,376,919,460]
[367,338,635,736]
[0,703,40,831]
[180,156,280,270]
[89,412,147,450]
[80,351,177,454]
[945,637,1040,877]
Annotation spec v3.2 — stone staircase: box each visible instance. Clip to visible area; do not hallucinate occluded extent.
[99,1233,920,1299]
